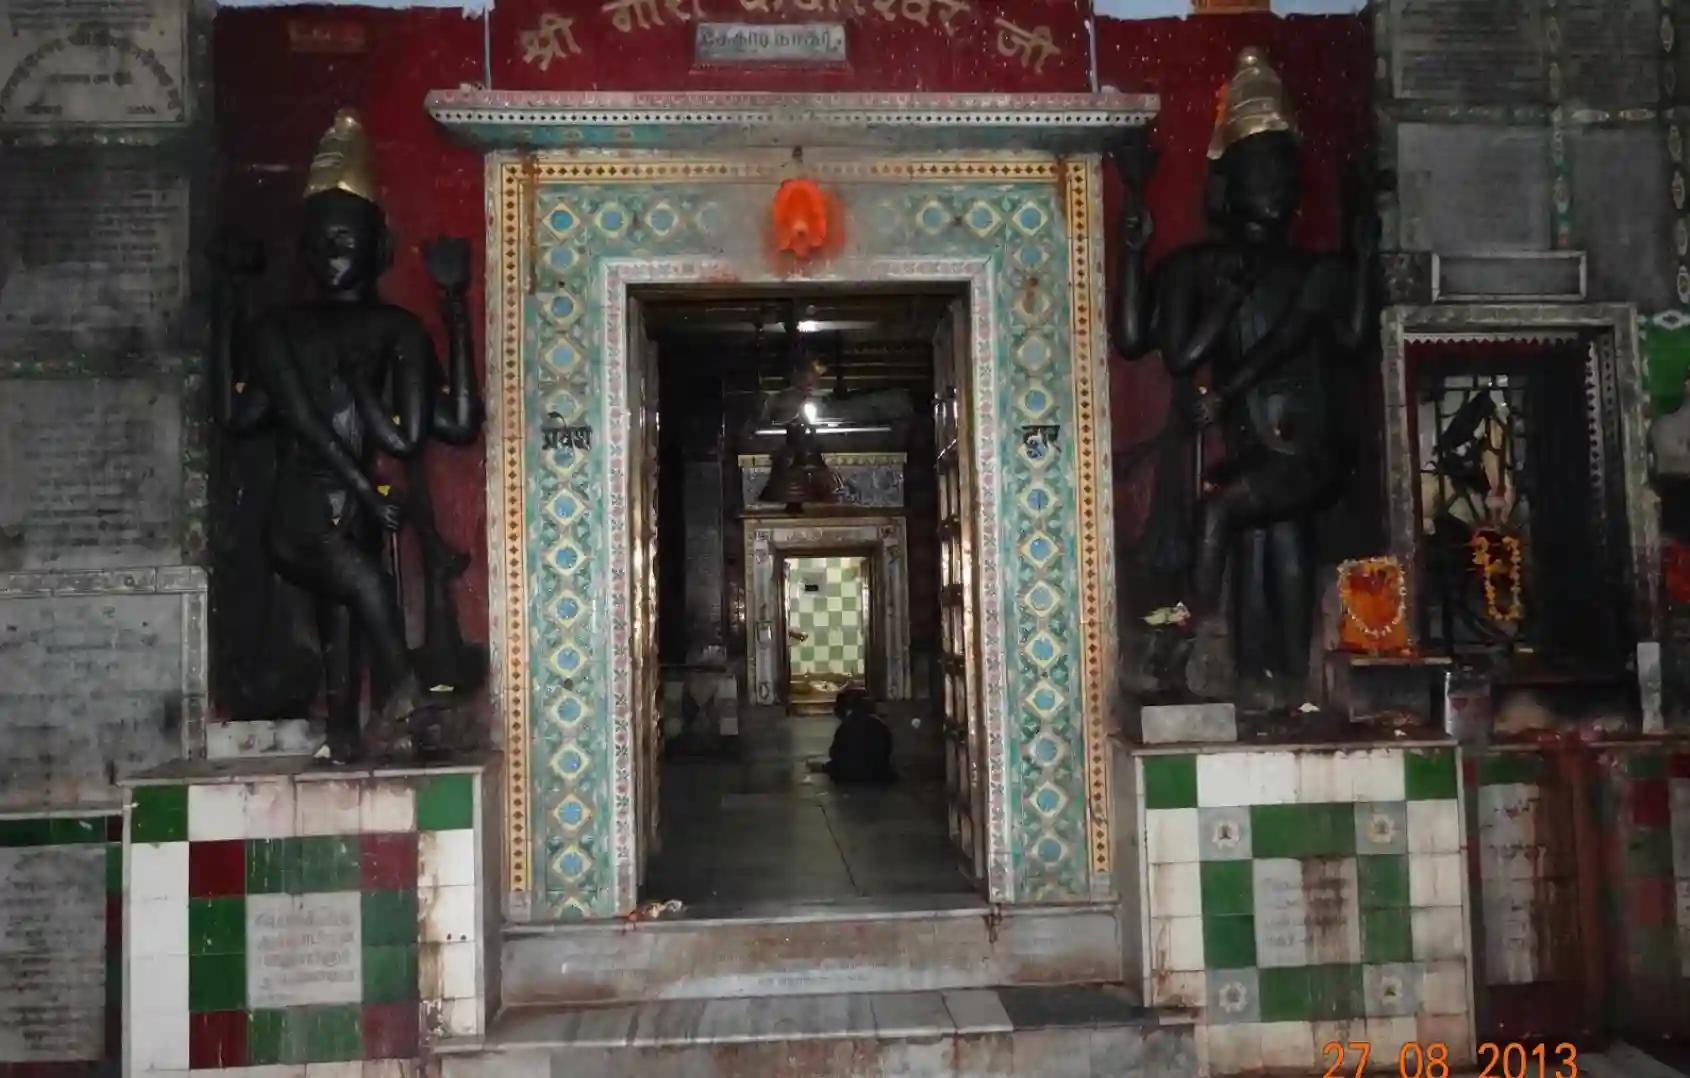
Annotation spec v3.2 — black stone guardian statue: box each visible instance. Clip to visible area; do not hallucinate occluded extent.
[1114,49,1376,710]
[214,110,482,761]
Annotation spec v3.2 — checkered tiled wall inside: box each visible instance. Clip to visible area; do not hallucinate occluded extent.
[1135,745,1475,1077]
[786,556,866,681]
[0,813,121,1074]
[123,766,487,1074]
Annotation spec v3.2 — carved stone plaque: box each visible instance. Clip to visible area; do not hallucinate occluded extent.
[1390,0,1546,103]
[1562,0,1659,107]
[1569,128,1673,309]
[0,160,190,354]
[1396,124,1552,254]
[0,0,189,126]
[0,844,105,1062]
[0,592,188,810]
[247,893,363,1008]
[0,379,182,571]
[696,22,847,65]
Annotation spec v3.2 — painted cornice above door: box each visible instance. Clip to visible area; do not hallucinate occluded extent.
[425,89,1158,152]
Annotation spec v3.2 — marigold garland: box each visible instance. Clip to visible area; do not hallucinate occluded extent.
[1469,528,1524,626]
[1337,556,1407,641]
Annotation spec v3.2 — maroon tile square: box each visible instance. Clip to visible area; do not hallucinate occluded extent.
[363,1001,420,1058]
[1631,778,1670,828]
[1630,876,1675,927]
[361,832,419,891]
[189,840,247,898]
[105,815,123,841]
[189,1010,248,1069]
[1671,752,1690,779]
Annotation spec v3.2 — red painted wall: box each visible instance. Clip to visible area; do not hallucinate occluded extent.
[212,3,1373,655]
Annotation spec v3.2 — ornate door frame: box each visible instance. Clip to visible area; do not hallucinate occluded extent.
[444,92,1156,920]
[745,516,911,707]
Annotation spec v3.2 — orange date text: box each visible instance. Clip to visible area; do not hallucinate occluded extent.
[1320,1040,1578,1077]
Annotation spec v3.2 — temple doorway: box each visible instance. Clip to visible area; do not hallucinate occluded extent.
[630,287,980,913]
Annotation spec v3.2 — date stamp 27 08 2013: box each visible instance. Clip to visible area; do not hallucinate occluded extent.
[1322,1041,1580,1077]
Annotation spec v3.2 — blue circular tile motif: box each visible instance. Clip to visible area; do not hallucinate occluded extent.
[1037,838,1063,862]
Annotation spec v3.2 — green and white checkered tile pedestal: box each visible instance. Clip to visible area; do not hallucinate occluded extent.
[786,556,867,681]
[120,759,492,1075]
[1132,744,1476,1077]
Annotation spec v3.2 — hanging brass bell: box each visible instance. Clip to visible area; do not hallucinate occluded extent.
[760,422,815,506]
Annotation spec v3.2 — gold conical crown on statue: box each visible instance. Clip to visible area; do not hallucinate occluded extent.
[1208,47,1299,160]
[303,108,379,206]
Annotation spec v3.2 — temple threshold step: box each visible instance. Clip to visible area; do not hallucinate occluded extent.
[436,985,1197,1077]
[499,898,1124,1005]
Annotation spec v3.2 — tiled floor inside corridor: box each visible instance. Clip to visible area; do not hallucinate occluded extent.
[641,714,975,913]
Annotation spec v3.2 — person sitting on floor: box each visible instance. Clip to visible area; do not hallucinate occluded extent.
[824,684,896,785]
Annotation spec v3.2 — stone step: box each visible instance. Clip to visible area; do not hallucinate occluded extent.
[499,897,1125,1006]
[439,985,1197,1078]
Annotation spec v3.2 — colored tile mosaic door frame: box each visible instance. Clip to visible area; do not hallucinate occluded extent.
[0,813,121,1074]
[1137,746,1476,1073]
[489,155,1117,919]
[124,773,481,1073]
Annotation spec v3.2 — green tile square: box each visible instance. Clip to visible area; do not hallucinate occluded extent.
[363,889,418,947]
[1630,926,1680,977]
[188,953,246,1013]
[246,838,295,894]
[1309,964,1365,1020]
[1304,803,1357,857]
[1200,860,1253,917]
[305,1003,364,1062]
[189,897,246,956]
[1358,854,1410,910]
[1202,914,1256,968]
[1249,804,1309,859]
[106,845,123,895]
[49,816,106,845]
[1405,749,1458,800]
[1478,752,1548,787]
[132,786,188,843]
[1362,908,1413,964]
[297,836,360,893]
[1626,752,1667,779]
[248,1009,287,1066]
[364,944,419,1003]
[0,818,51,847]
[1142,755,1198,810]
[1258,966,1314,1022]
[1627,829,1675,876]
[416,773,475,831]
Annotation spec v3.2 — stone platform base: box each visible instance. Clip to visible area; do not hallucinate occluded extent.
[1138,703,1237,744]
[438,985,1197,1077]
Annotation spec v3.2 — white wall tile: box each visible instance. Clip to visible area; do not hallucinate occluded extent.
[1355,750,1406,802]
[1203,1022,1263,1075]
[419,828,477,889]
[1150,970,1205,1008]
[1149,862,1201,917]
[1416,1014,1474,1066]
[187,784,250,842]
[435,996,482,1037]
[131,841,188,902]
[422,939,480,999]
[304,1064,364,1078]
[1312,1022,1364,1071]
[295,782,361,836]
[1412,907,1467,961]
[242,781,297,839]
[419,883,477,944]
[1419,960,1470,1016]
[129,898,189,958]
[1407,799,1462,854]
[132,1007,189,1071]
[1364,1017,1418,1060]
[1258,1021,1315,1069]
[1196,753,1253,808]
[129,954,189,1015]
[1410,854,1464,908]
[1297,752,1351,804]
[1146,807,1199,864]
[361,784,416,833]
[1252,858,1310,968]
[1150,916,1205,972]
[1249,753,1299,805]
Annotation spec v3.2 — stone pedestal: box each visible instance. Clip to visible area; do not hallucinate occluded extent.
[1138,702,1238,745]
[119,757,497,1074]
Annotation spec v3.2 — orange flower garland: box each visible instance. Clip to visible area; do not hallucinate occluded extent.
[1469,528,1524,627]
[1337,556,1409,653]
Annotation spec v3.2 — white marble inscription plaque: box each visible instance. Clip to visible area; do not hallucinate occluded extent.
[1397,124,1552,254]
[0,845,106,1062]
[0,379,182,570]
[697,22,847,64]
[247,892,362,1008]
[0,164,190,353]
[0,593,186,810]
[1391,0,1546,103]
[0,0,188,125]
